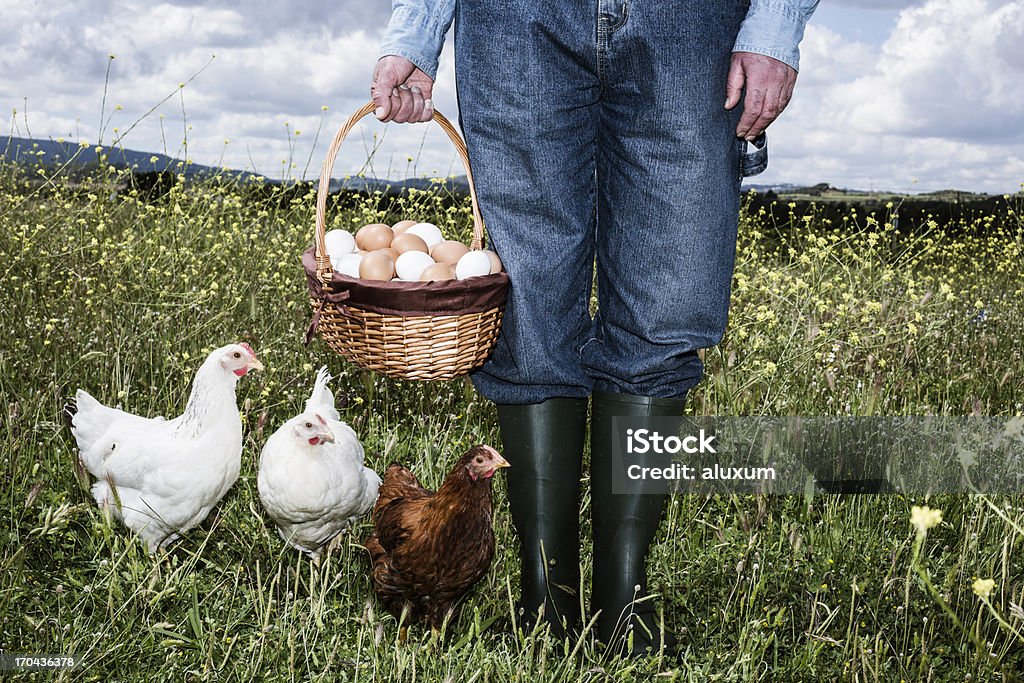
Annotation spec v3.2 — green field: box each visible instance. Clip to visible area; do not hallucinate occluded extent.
[1,160,1022,681]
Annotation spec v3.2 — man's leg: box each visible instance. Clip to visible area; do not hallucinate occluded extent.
[455,0,600,637]
[584,0,748,655]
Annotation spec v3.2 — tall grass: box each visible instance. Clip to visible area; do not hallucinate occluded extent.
[0,159,1022,681]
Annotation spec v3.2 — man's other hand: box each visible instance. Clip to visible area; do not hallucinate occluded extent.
[724,52,798,141]
[371,56,435,123]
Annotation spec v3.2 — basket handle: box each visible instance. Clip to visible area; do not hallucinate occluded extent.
[314,101,486,285]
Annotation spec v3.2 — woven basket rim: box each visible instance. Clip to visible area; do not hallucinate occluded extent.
[303,245,509,318]
[312,101,489,287]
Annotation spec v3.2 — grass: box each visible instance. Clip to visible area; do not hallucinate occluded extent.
[1,158,1022,681]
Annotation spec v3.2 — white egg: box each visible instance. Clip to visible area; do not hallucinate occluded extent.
[325,229,356,258]
[455,250,492,280]
[395,251,436,281]
[333,252,363,278]
[405,222,444,248]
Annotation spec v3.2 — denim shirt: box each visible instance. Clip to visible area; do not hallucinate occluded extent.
[380,0,819,80]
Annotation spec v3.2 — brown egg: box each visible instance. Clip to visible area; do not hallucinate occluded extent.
[359,251,396,281]
[391,232,430,254]
[419,262,456,282]
[356,223,394,251]
[378,247,400,262]
[391,219,418,235]
[430,240,470,265]
[481,248,503,274]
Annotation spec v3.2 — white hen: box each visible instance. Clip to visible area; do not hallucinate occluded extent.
[258,367,380,560]
[69,343,263,551]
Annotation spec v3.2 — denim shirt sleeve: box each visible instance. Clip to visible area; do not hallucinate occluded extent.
[733,0,820,72]
[378,0,456,81]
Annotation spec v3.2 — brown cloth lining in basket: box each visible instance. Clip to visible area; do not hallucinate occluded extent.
[302,246,510,317]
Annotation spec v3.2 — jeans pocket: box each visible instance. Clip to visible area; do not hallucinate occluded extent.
[737,133,768,179]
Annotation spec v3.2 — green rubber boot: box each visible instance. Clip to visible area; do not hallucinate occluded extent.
[497,397,588,639]
[590,389,686,657]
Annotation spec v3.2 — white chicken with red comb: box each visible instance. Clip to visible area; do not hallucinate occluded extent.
[68,342,264,551]
[257,366,380,560]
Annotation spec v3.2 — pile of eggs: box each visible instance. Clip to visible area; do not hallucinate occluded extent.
[325,220,503,282]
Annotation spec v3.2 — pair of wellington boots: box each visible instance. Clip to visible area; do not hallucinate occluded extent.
[497,390,684,657]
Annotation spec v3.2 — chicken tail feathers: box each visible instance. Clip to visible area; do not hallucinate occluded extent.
[305,366,340,422]
[374,463,429,515]
[382,463,424,491]
[68,390,116,472]
[364,533,402,610]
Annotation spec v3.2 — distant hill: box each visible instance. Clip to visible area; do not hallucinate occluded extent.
[2,135,1017,230]
[0,135,255,180]
[0,135,470,194]
[743,182,1016,232]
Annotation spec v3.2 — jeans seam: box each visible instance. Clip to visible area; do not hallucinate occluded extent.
[608,1,629,33]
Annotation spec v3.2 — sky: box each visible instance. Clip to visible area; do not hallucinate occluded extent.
[1,0,1022,194]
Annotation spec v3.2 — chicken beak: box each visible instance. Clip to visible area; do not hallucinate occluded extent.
[318,430,335,445]
[493,454,510,469]
[247,357,265,372]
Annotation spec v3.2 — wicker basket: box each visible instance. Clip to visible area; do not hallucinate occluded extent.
[303,101,509,381]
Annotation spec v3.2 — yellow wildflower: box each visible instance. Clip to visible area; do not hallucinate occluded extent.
[972,578,995,599]
[910,505,942,537]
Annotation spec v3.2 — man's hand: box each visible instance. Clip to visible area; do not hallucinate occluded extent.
[724,52,798,141]
[371,56,435,123]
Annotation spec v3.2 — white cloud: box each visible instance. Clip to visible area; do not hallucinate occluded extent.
[842,0,1024,139]
[0,0,1021,192]
[758,0,1024,192]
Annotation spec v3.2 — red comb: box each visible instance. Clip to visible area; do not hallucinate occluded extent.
[238,342,256,357]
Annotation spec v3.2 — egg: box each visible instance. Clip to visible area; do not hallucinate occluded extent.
[324,229,356,257]
[378,247,400,263]
[481,248,503,274]
[455,250,493,280]
[395,251,436,281]
[391,219,417,235]
[359,251,396,281]
[391,233,430,254]
[334,252,363,278]
[419,263,456,282]
[356,223,394,251]
[430,240,470,265]
[405,222,444,248]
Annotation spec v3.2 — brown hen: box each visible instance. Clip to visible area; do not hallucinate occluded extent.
[364,444,509,631]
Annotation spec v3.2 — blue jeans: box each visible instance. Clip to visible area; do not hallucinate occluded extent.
[456,0,764,404]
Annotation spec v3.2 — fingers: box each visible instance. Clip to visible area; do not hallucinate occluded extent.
[370,56,436,123]
[724,54,745,111]
[735,84,765,141]
[393,85,417,124]
[391,86,410,122]
[408,86,434,122]
[371,62,397,122]
[381,84,434,123]
[416,83,435,122]
[740,82,784,140]
[745,74,796,139]
[407,86,425,122]
[731,52,798,140]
